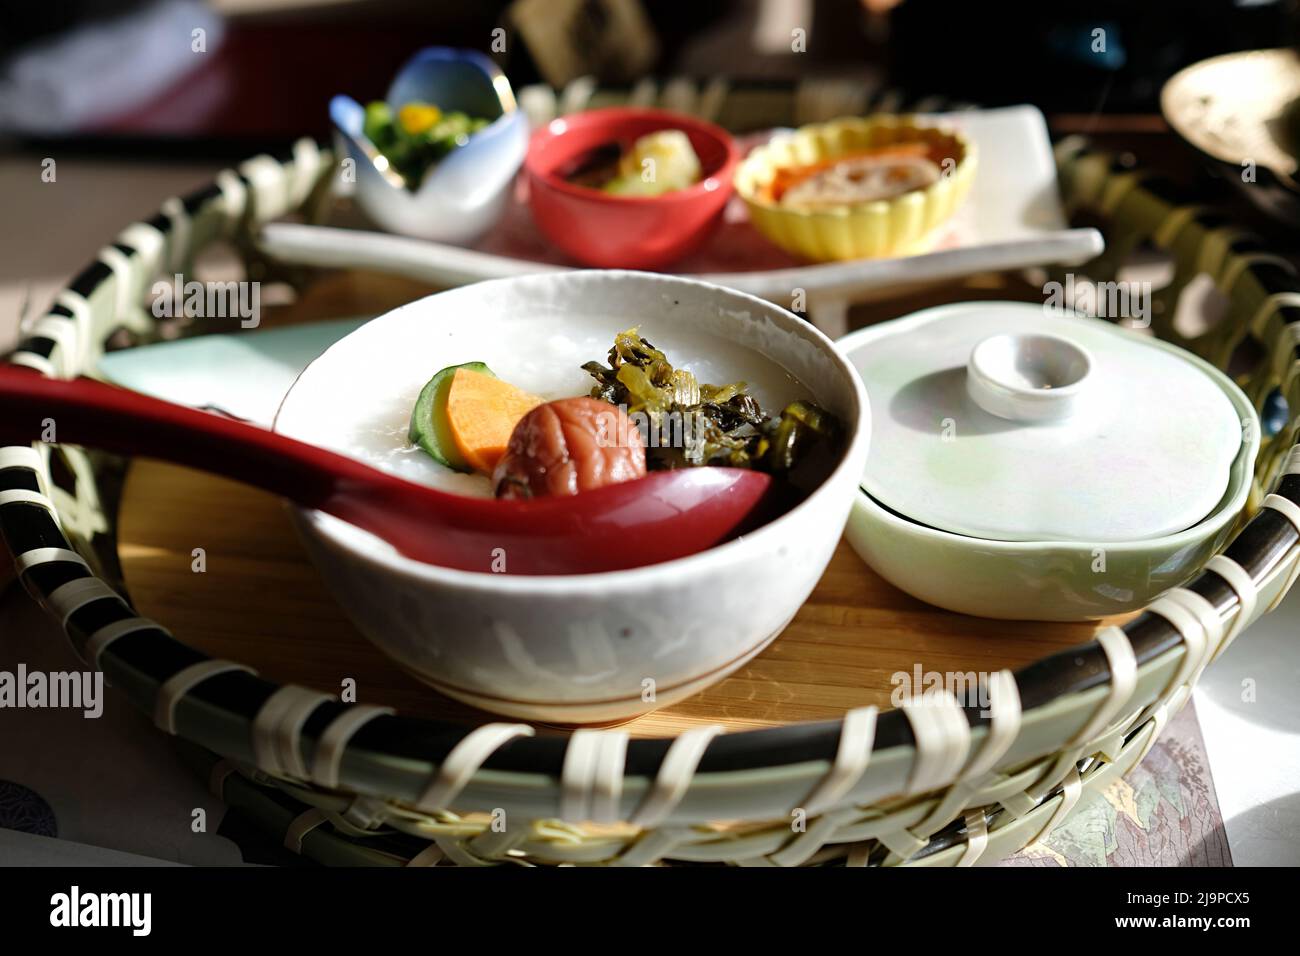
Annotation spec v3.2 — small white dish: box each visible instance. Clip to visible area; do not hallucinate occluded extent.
[273,271,869,723]
[330,48,529,244]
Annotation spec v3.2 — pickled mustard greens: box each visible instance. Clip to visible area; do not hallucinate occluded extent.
[583,329,841,489]
[363,100,491,189]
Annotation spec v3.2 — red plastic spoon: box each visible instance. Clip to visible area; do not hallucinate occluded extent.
[0,368,775,575]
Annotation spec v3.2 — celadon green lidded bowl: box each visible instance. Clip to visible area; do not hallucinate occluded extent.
[838,301,1259,621]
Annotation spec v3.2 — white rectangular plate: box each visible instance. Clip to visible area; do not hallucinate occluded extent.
[258,105,1102,336]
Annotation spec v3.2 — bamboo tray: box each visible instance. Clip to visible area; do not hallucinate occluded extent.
[5,82,1300,867]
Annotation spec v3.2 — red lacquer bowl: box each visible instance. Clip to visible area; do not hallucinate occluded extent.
[524,107,739,269]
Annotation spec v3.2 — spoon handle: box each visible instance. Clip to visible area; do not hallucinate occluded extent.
[0,367,508,569]
[0,366,387,510]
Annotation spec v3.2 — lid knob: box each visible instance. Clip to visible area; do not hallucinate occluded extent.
[966,332,1092,423]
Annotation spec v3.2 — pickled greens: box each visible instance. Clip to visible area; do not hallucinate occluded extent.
[583,328,841,489]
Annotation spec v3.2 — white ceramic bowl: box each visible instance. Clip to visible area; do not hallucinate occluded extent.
[330,48,529,244]
[838,304,1259,621]
[274,272,869,723]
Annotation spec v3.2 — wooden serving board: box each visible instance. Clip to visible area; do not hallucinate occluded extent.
[118,461,1105,737]
[115,269,1107,738]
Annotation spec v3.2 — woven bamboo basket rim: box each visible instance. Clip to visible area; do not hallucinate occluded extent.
[4,82,1300,864]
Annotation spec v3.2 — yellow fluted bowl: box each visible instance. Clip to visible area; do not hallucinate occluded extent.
[735,115,977,262]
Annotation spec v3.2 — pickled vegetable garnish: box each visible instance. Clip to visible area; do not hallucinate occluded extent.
[583,328,841,489]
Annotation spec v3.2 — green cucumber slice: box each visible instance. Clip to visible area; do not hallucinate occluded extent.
[408,361,494,470]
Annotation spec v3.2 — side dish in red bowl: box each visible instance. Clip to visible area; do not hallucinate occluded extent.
[524,107,739,269]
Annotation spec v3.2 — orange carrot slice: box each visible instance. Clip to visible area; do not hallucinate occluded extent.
[446,368,544,474]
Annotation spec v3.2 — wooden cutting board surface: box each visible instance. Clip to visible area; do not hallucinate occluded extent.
[115,270,1104,738]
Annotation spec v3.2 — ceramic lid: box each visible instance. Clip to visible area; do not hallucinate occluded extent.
[843,302,1246,543]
